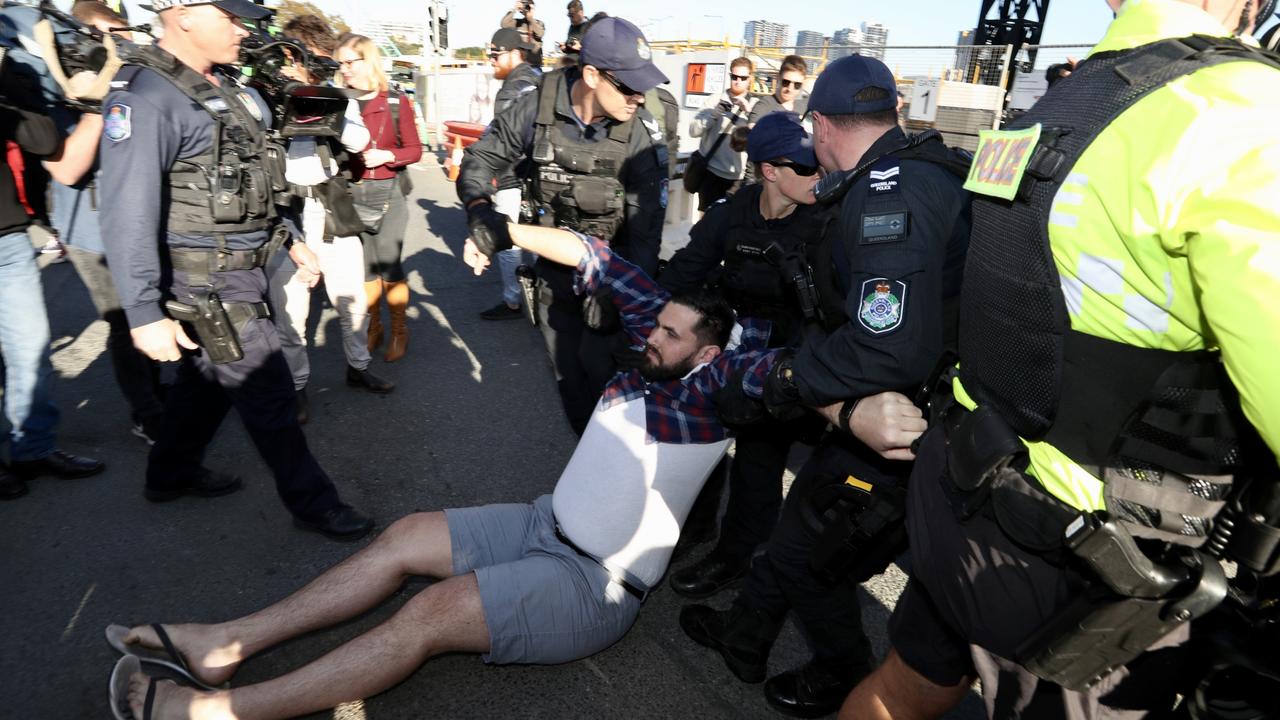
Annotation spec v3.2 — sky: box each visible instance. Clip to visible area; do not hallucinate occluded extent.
[104,0,1120,50]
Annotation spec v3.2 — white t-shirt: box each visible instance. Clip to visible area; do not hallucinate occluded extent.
[552,397,730,589]
[284,99,370,187]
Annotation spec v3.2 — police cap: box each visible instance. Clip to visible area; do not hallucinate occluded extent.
[578,17,669,93]
[747,111,817,166]
[805,54,897,118]
[141,0,271,20]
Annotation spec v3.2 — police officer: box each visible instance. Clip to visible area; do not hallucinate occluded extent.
[478,26,541,322]
[98,0,373,540]
[681,55,971,718]
[841,1,1280,718]
[661,112,833,598]
[459,16,669,435]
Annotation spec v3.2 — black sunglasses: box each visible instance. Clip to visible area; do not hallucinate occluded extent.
[779,79,804,90]
[769,161,819,176]
[730,73,751,82]
[601,71,643,98]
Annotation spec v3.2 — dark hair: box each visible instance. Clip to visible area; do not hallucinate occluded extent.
[670,290,736,349]
[779,54,807,78]
[730,56,754,75]
[283,14,338,55]
[567,0,583,11]
[71,1,125,26]
[820,87,898,129]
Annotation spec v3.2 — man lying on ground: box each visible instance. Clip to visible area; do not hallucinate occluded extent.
[107,223,788,720]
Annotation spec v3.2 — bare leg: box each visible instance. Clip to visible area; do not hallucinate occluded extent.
[123,513,454,686]
[127,573,490,720]
[838,649,973,720]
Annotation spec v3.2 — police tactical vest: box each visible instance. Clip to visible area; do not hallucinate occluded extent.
[530,69,633,240]
[721,185,835,344]
[959,35,1280,545]
[118,46,281,236]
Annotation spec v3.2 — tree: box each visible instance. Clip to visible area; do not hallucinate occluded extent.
[453,46,486,60]
[390,34,423,56]
[272,0,350,35]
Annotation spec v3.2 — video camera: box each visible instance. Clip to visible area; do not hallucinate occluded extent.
[236,32,357,139]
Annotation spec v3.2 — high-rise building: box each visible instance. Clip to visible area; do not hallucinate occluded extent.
[860,21,889,60]
[796,30,825,71]
[830,27,862,61]
[744,20,790,48]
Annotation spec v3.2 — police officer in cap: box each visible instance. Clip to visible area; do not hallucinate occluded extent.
[98,0,374,540]
[681,55,971,718]
[459,16,670,435]
[661,111,833,598]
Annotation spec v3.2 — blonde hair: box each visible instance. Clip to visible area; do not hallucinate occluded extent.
[336,34,388,93]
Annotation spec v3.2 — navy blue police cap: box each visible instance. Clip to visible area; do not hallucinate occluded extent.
[747,111,817,166]
[141,0,272,20]
[804,54,898,118]
[578,17,669,93]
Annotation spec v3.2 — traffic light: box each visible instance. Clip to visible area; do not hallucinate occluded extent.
[429,3,448,51]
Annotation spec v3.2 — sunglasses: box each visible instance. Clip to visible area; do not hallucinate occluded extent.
[769,161,819,177]
[601,72,643,98]
[730,73,751,82]
[779,79,804,90]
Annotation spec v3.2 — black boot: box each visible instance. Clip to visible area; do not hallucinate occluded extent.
[764,655,875,719]
[0,465,29,500]
[680,603,782,683]
[346,365,395,394]
[669,549,749,598]
[295,387,310,425]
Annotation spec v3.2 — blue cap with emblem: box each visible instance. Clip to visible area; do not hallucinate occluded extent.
[140,0,271,20]
[578,17,669,94]
[747,111,817,166]
[805,54,898,118]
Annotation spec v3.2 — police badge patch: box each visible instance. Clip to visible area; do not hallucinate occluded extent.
[104,104,131,142]
[858,278,907,334]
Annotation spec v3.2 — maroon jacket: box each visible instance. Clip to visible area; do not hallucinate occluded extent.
[351,90,423,181]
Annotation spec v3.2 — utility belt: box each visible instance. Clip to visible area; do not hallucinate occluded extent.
[928,367,1232,691]
[169,245,275,275]
[553,525,649,603]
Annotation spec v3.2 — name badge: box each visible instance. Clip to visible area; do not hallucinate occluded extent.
[964,124,1041,201]
[861,211,909,244]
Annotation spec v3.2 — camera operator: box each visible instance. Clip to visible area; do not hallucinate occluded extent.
[687,56,755,210]
[97,0,373,540]
[501,0,545,68]
[39,2,169,445]
[0,47,105,500]
[560,0,586,61]
[265,15,394,421]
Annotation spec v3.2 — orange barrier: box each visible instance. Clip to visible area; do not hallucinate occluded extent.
[444,121,487,139]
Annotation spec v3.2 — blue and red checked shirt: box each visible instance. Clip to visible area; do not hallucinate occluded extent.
[572,234,778,444]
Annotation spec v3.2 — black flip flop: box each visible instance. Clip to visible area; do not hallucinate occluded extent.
[105,623,221,691]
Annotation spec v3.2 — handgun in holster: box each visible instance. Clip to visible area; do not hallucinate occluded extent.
[164,291,244,364]
[1016,511,1229,692]
[804,475,909,586]
[780,251,824,326]
[516,264,539,327]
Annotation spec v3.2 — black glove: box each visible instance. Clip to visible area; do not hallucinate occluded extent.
[582,289,621,333]
[762,353,805,421]
[467,202,514,257]
[715,370,768,427]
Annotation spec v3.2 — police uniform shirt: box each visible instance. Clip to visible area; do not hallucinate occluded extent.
[98,67,272,329]
[457,67,667,276]
[792,126,970,407]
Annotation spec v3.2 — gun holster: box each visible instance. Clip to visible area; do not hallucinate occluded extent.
[1017,511,1230,691]
[164,291,268,365]
[516,264,539,327]
[805,476,908,585]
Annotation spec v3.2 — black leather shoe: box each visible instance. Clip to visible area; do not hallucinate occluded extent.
[680,603,782,684]
[0,466,29,500]
[295,388,310,425]
[479,302,523,321]
[346,365,395,394]
[145,468,243,503]
[294,505,374,541]
[670,551,748,598]
[764,657,874,719]
[10,450,105,480]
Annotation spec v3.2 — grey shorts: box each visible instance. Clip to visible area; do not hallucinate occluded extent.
[445,494,642,665]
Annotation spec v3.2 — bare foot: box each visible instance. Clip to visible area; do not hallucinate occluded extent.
[127,673,234,720]
[124,624,243,687]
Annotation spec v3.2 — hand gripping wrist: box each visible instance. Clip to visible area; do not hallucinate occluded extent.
[467,203,515,258]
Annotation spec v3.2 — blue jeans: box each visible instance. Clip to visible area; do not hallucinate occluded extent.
[492,188,531,307]
[0,231,59,462]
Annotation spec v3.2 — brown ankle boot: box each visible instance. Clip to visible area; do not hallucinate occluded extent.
[384,280,410,362]
[365,279,385,351]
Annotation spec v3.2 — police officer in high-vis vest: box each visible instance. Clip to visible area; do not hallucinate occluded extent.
[459,16,669,436]
[841,1,1280,718]
[98,0,373,540]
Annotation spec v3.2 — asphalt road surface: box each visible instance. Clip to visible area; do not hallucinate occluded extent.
[2,158,984,720]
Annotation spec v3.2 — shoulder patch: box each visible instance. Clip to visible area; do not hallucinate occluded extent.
[858,278,907,334]
[642,116,662,141]
[236,92,263,122]
[964,124,1041,201]
[104,104,131,142]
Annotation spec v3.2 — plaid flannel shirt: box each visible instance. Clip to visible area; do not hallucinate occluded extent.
[572,234,777,444]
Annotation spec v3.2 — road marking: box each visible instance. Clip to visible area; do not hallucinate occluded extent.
[61,582,96,641]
